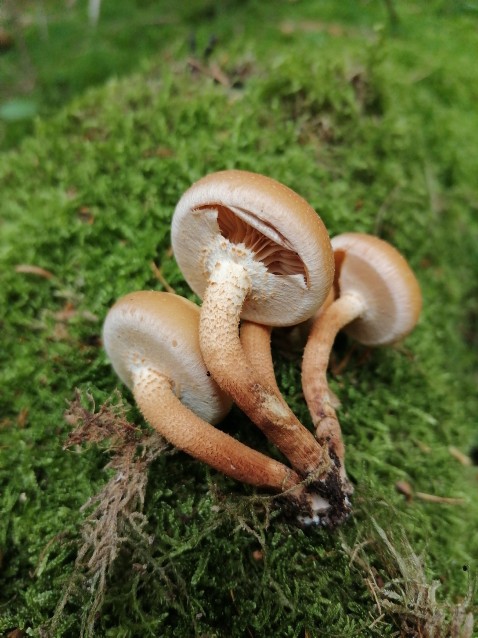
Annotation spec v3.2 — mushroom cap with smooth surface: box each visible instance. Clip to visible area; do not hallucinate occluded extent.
[102,291,232,424]
[331,232,422,346]
[171,170,334,326]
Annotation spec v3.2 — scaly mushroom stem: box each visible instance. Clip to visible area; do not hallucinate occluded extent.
[200,260,329,479]
[241,286,336,398]
[240,322,281,396]
[302,292,365,481]
[132,367,301,491]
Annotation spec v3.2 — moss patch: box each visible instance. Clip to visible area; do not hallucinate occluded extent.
[1,2,477,636]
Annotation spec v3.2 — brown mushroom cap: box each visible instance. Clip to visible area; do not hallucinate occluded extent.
[171,170,334,326]
[102,291,232,424]
[331,233,422,346]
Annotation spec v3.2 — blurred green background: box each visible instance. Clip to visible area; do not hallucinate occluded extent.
[2,0,476,150]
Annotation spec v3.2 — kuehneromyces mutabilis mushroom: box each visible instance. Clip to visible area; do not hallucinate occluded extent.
[170,170,333,471]
[103,290,330,522]
[172,170,351,525]
[301,233,422,483]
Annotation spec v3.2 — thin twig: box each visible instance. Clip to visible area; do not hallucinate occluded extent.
[150,261,176,293]
[415,492,466,506]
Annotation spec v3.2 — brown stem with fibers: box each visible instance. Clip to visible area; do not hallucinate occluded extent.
[240,322,283,398]
[301,293,364,482]
[133,368,302,492]
[240,288,337,401]
[199,260,330,479]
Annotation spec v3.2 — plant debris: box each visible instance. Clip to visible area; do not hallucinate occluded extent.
[14,264,54,279]
[448,447,472,467]
[345,518,475,638]
[50,390,169,637]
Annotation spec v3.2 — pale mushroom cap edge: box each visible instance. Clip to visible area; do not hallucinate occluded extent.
[331,233,422,346]
[103,291,232,424]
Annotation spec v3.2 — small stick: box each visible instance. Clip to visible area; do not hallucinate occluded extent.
[448,446,472,467]
[15,264,54,279]
[150,261,175,293]
[415,492,466,506]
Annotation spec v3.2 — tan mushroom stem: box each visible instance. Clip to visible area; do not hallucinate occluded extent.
[302,233,422,484]
[240,322,279,395]
[302,293,365,473]
[200,259,329,479]
[241,286,337,398]
[240,315,349,486]
[132,366,302,491]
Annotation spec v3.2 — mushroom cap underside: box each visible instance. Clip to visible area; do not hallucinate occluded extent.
[103,291,232,424]
[331,233,422,346]
[171,170,334,326]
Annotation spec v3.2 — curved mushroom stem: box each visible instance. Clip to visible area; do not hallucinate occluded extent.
[239,319,351,526]
[240,322,281,396]
[132,367,301,491]
[301,292,365,488]
[132,366,339,523]
[199,260,331,480]
[241,286,336,398]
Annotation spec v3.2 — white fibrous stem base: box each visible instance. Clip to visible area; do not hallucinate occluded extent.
[298,493,340,526]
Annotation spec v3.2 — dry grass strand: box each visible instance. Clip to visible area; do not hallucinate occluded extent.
[48,390,169,637]
[344,518,475,638]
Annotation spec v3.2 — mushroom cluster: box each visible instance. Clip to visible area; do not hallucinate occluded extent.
[102,170,421,527]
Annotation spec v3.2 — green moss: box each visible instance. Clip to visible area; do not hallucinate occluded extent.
[1,2,477,636]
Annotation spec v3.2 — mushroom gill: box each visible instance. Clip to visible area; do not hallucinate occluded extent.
[211,204,308,281]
